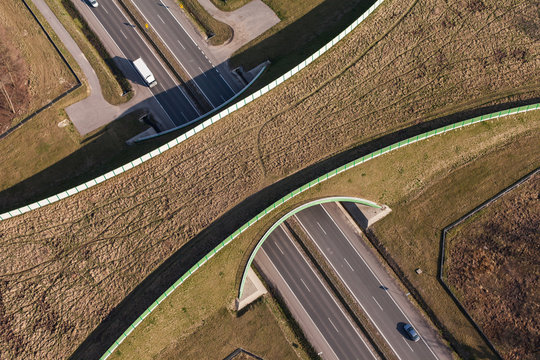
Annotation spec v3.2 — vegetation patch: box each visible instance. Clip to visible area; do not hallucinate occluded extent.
[0,0,538,358]
[178,0,233,46]
[0,26,29,135]
[209,0,253,12]
[0,0,77,134]
[445,172,539,360]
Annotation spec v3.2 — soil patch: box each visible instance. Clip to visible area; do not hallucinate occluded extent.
[446,172,540,360]
[0,26,29,135]
[0,0,77,136]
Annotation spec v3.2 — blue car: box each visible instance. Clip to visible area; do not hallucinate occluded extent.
[403,323,420,342]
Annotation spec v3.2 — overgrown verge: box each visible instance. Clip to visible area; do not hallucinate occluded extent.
[50,0,132,104]
[209,0,252,12]
[0,0,78,135]
[256,286,321,360]
[444,171,539,360]
[0,26,30,135]
[178,0,233,46]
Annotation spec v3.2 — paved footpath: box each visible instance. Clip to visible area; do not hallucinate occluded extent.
[31,0,278,135]
[31,0,167,135]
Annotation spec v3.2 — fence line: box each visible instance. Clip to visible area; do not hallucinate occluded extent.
[438,167,540,360]
[0,0,82,141]
[99,103,539,359]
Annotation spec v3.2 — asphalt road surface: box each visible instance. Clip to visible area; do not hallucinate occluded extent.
[130,0,236,108]
[83,0,200,127]
[295,204,442,360]
[255,225,377,360]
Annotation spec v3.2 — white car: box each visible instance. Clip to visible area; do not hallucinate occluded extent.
[88,0,99,7]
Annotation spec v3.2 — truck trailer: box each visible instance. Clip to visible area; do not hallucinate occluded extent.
[133,57,157,88]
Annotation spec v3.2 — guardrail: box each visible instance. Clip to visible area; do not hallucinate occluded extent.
[98,103,540,359]
[0,0,385,219]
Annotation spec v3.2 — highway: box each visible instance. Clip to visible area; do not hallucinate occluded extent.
[81,0,201,127]
[294,203,443,360]
[255,225,377,360]
[130,0,236,108]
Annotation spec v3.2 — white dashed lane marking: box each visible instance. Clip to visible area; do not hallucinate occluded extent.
[300,278,311,292]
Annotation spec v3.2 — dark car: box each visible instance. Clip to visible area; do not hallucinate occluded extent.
[403,323,420,342]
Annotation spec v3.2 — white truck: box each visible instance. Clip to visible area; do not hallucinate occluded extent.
[133,58,157,88]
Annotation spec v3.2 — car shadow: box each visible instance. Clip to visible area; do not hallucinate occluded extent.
[397,322,411,339]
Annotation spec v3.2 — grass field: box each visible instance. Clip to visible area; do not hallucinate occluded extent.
[111,111,539,359]
[0,0,538,358]
[445,172,539,359]
[0,0,78,132]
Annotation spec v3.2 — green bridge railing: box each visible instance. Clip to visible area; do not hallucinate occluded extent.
[99,103,539,359]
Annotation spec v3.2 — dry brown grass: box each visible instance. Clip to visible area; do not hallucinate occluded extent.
[0,0,539,358]
[446,172,539,360]
[144,300,300,360]
[0,25,29,134]
[0,0,77,132]
[112,111,538,360]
